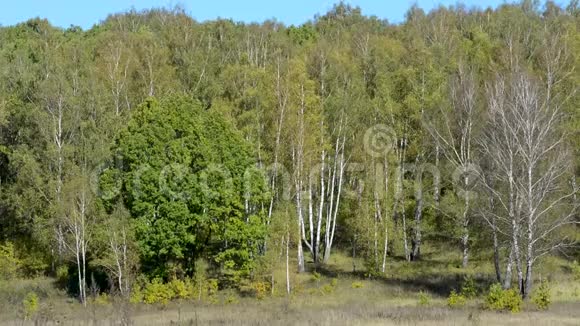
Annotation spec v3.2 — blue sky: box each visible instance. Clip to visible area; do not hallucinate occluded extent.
[1,0,510,29]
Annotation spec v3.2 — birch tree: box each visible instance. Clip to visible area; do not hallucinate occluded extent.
[481,75,525,290]
[483,69,578,297]
[61,176,92,306]
[288,57,320,271]
[97,36,132,116]
[426,66,478,268]
[512,70,577,297]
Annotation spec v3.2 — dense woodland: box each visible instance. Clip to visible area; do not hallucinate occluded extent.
[0,0,579,309]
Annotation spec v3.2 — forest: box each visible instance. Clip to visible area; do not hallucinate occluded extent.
[0,1,579,325]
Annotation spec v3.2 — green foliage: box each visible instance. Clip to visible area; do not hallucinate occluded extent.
[311,271,321,282]
[418,291,430,306]
[362,260,382,279]
[486,283,505,311]
[224,292,239,304]
[193,258,209,300]
[131,277,205,305]
[571,261,580,281]
[55,266,69,288]
[0,242,22,280]
[460,276,477,298]
[108,96,268,279]
[142,278,175,305]
[486,283,523,313]
[531,281,551,310]
[21,291,39,320]
[351,281,364,289]
[287,24,317,45]
[321,278,339,295]
[19,253,48,278]
[239,280,271,300]
[168,278,194,300]
[129,283,143,304]
[96,293,110,305]
[447,290,467,308]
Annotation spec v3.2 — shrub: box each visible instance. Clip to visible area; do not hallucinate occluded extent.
[363,260,382,279]
[193,259,208,300]
[418,291,430,306]
[0,242,22,280]
[225,295,238,304]
[311,271,321,282]
[321,278,338,295]
[142,278,174,305]
[253,281,270,299]
[486,283,504,310]
[500,288,522,313]
[129,283,143,304]
[206,278,218,297]
[21,291,39,320]
[205,278,219,304]
[461,276,477,298]
[129,276,217,305]
[531,281,551,310]
[571,261,580,281]
[351,281,364,289]
[169,278,194,300]
[56,265,69,287]
[91,293,110,305]
[240,279,270,299]
[330,278,338,287]
[20,251,48,277]
[486,283,523,313]
[447,290,466,308]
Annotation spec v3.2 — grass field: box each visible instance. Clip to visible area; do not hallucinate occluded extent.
[1,245,578,325]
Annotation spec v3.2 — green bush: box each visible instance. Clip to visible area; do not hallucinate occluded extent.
[460,276,477,298]
[501,289,522,313]
[571,261,580,281]
[351,281,364,289]
[418,291,430,306]
[531,281,551,310]
[486,283,504,310]
[320,278,337,295]
[129,283,143,304]
[486,283,523,313]
[130,277,202,304]
[193,259,209,300]
[142,278,175,305]
[311,271,321,282]
[93,293,110,305]
[223,289,239,304]
[253,281,270,299]
[169,278,194,300]
[447,290,467,308]
[55,265,69,287]
[239,279,270,299]
[20,251,48,277]
[21,291,39,320]
[363,260,382,279]
[0,242,22,280]
[206,279,218,297]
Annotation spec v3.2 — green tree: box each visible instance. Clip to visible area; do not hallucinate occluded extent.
[106,96,267,279]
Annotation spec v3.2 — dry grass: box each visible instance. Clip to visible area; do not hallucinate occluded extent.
[2,299,579,326]
[1,248,579,325]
